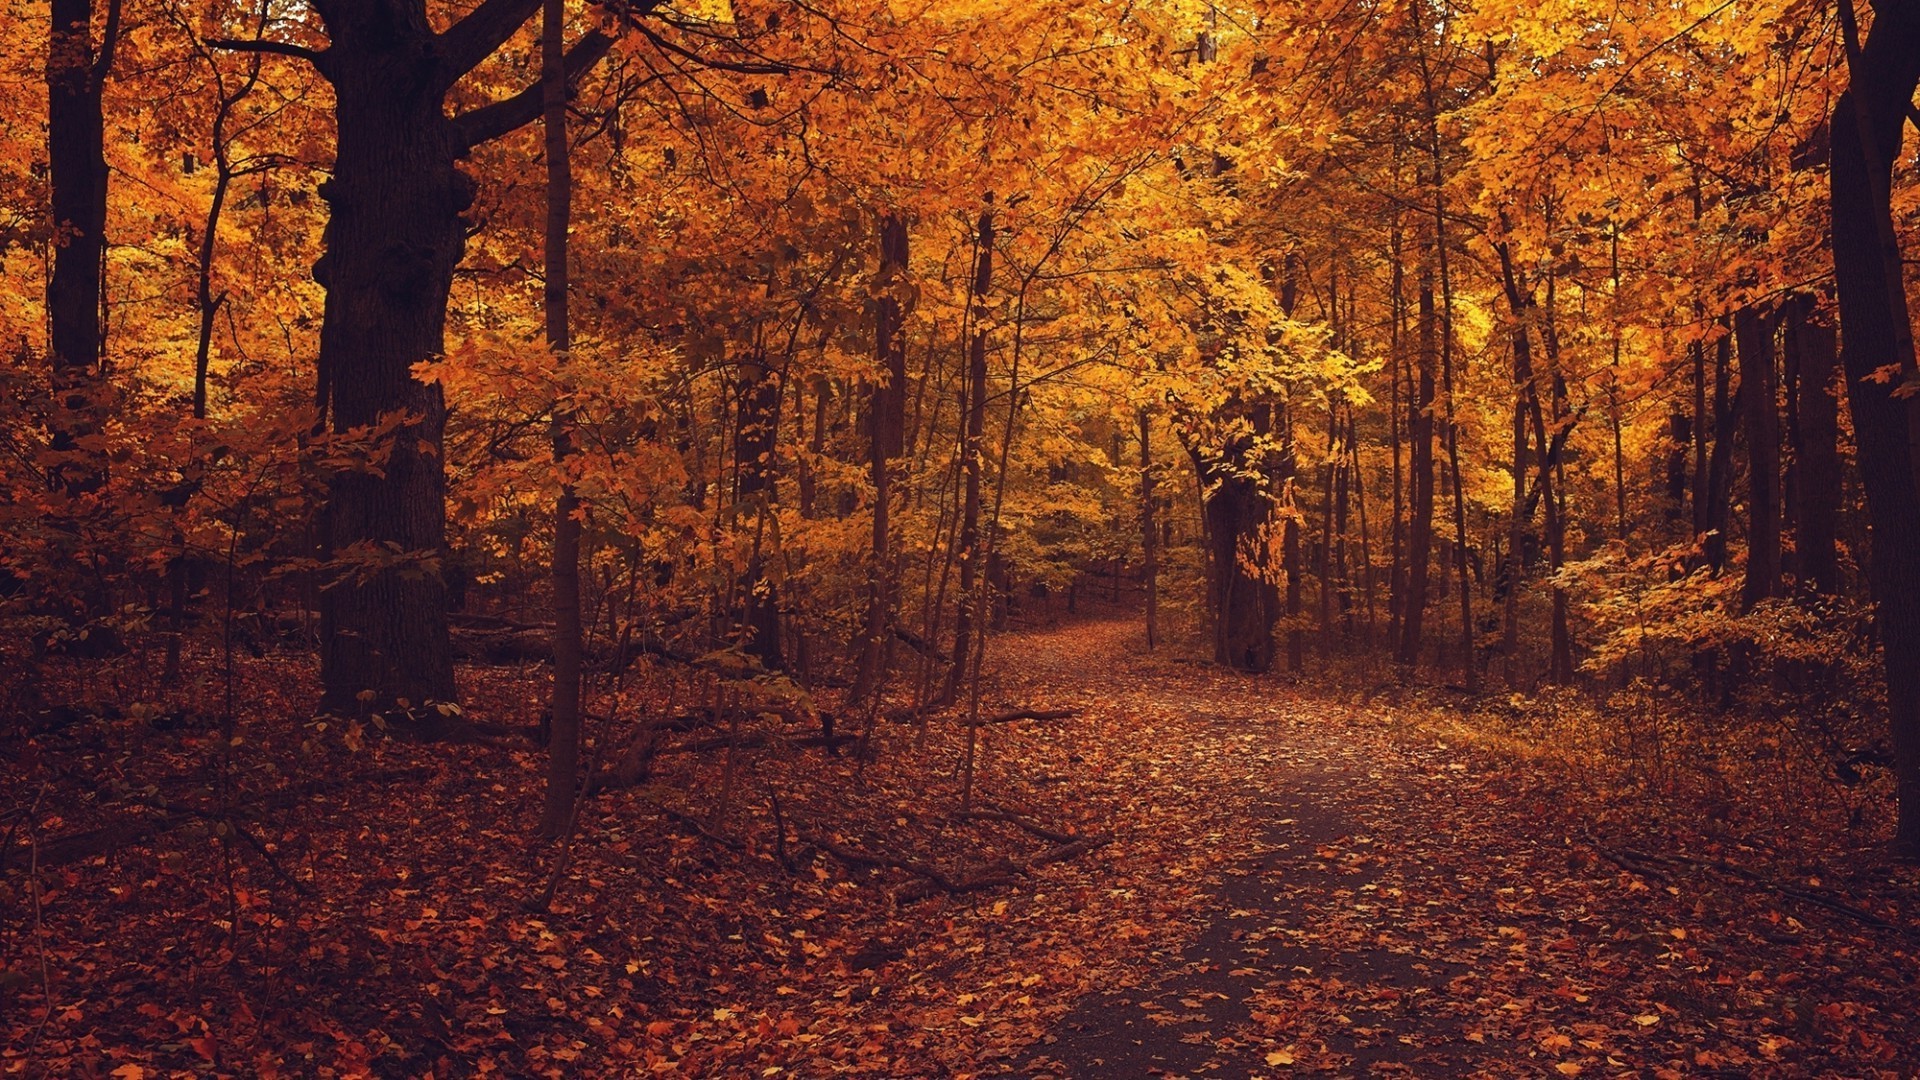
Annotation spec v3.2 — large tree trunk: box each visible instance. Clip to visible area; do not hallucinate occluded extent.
[1197,452,1275,672]
[302,0,615,715]
[1829,0,1920,857]
[312,32,467,713]
[47,0,117,494]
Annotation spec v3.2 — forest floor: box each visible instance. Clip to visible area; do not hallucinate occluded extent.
[5,608,1919,1078]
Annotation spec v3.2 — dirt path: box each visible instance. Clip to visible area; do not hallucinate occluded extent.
[974,615,1917,1079]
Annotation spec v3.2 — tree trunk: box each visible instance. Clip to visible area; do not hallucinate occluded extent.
[47,0,117,494]
[1787,295,1842,595]
[313,34,466,713]
[1494,239,1535,688]
[1539,262,1575,683]
[1665,408,1690,526]
[1197,452,1275,672]
[1140,408,1158,650]
[1396,269,1437,669]
[851,215,909,703]
[1386,230,1407,652]
[1702,328,1742,576]
[539,0,581,838]
[1279,407,1304,673]
[1735,306,1780,608]
[307,0,615,715]
[734,353,783,669]
[1829,0,1920,857]
[945,211,993,703]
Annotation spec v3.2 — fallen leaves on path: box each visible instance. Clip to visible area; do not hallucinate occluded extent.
[5,615,1916,1078]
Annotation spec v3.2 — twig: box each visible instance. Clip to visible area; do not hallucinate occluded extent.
[222,816,315,898]
[527,734,607,914]
[1610,844,1911,937]
[21,784,55,1064]
[1591,842,1673,884]
[953,807,1081,845]
[806,827,1113,900]
[973,707,1077,727]
[646,796,744,850]
[3,766,434,870]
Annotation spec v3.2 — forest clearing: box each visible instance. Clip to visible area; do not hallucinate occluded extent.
[4,0,1920,1074]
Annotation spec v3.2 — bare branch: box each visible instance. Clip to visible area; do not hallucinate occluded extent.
[208,37,326,66]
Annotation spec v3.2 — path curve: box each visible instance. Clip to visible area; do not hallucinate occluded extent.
[973,614,1915,1079]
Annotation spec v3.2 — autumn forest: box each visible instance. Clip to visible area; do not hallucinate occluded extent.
[4,0,1919,1074]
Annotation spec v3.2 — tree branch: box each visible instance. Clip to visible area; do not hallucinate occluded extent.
[453,30,615,149]
[92,0,124,83]
[434,0,543,84]
[208,37,326,66]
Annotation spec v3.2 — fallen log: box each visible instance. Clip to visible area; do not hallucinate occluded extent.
[892,627,950,664]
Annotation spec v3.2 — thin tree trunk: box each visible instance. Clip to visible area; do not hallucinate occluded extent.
[1703,328,1742,575]
[1387,228,1407,653]
[733,343,783,669]
[539,0,582,838]
[1494,238,1534,688]
[1396,269,1437,669]
[851,215,909,704]
[944,210,993,703]
[1735,306,1781,608]
[1787,295,1842,595]
[1140,408,1158,650]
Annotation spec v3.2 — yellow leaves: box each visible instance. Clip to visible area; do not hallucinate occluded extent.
[1264,1047,1295,1065]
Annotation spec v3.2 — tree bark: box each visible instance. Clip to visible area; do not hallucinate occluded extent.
[305,0,615,714]
[734,352,783,670]
[851,215,910,703]
[1396,269,1437,669]
[1140,409,1159,649]
[1735,306,1781,608]
[1701,328,1742,576]
[539,0,581,838]
[47,0,118,494]
[945,210,993,702]
[1197,450,1275,672]
[1786,294,1842,595]
[1829,0,1920,857]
